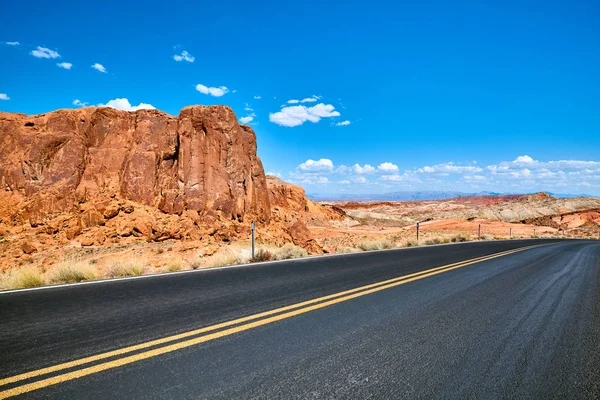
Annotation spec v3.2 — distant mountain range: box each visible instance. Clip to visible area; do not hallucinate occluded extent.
[307,191,597,202]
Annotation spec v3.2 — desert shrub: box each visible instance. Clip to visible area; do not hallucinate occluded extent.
[336,246,361,254]
[480,234,494,241]
[252,248,273,262]
[274,243,308,260]
[48,260,97,284]
[209,250,249,268]
[425,237,442,245]
[107,258,145,277]
[404,239,419,247]
[189,256,203,270]
[1,267,45,289]
[451,233,470,243]
[357,239,395,251]
[166,260,183,272]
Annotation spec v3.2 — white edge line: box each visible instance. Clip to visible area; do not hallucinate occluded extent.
[0,238,569,295]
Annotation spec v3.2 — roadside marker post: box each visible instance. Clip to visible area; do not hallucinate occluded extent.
[251,221,255,260]
[510,228,512,238]
[416,223,419,244]
[478,224,481,240]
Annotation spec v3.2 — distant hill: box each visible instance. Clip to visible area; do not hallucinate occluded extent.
[308,191,597,202]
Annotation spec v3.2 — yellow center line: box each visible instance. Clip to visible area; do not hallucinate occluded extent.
[0,244,543,399]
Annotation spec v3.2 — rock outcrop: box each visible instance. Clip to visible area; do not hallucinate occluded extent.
[0,106,270,226]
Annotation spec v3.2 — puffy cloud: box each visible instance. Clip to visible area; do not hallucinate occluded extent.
[239,113,256,124]
[269,103,340,127]
[195,84,229,97]
[0,93,10,100]
[352,176,367,184]
[378,162,399,173]
[380,174,404,181]
[31,46,60,59]
[254,96,261,100]
[335,120,351,126]
[91,63,107,73]
[300,97,318,103]
[99,98,155,111]
[352,164,376,174]
[6,42,20,46]
[287,99,300,104]
[173,50,194,62]
[514,155,535,163]
[298,158,334,173]
[57,62,72,70]
[72,99,88,107]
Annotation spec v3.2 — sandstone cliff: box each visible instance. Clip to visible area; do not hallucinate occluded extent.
[0,106,270,226]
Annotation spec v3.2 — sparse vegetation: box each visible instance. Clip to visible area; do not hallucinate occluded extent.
[404,239,419,247]
[252,248,273,262]
[335,246,361,253]
[166,260,183,272]
[0,267,45,289]
[107,258,145,277]
[274,243,308,260]
[480,234,494,241]
[357,239,395,251]
[425,237,443,245]
[209,250,249,268]
[48,260,97,284]
[451,233,470,243]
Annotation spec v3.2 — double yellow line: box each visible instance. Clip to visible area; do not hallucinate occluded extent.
[0,244,542,398]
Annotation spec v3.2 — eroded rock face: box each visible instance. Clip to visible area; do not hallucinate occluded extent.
[0,106,270,225]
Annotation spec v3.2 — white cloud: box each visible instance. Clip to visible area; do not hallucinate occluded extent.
[335,120,351,126]
[57,62,72,70]
[195,84,229,97]
[339,180,351,185]
[254,96,262,100]
[514,155,535,163]
[353,176,367,184]
[298,158,334,173]
[300,97,318,103]
[6,42,20,46]
[417,162,483,174]
[240,113,256,124]
[173,50,195,62]
[31,46,60,59]
[266,171,281,178]
[244,103,253,111]
[91,63,107,73]
[380,174,404,181]
[270,103,340,127]
[378,162,399,173]
[99,98,155,111]
[0,93,10,101]
[352,164,375,174]
[72,99,88,107]
[287,99,300,104]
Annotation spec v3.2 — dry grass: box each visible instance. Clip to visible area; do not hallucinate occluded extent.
[404,239,419,247]
[165,260,183,272]
[480,233,494,241]
[274,243,308,260]
[335,246,361,254]
[357,239,395,251]
[208,249,250,268]
[450,233,470,243]
[252,248,274,262]
[107,258,145,277]
[424,237,443,245]
[48,259,97,284]
[0,266,45,289]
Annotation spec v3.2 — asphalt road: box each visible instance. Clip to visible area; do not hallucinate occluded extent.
[1,239,598,399]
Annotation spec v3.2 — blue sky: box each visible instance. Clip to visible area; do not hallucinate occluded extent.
[1,0,599,196]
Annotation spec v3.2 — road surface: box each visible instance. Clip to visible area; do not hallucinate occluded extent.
[1,239,598,399]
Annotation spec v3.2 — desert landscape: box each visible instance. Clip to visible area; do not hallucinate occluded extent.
[0,105,599,290]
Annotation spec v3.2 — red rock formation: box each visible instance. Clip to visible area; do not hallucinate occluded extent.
[0,106,270,225]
